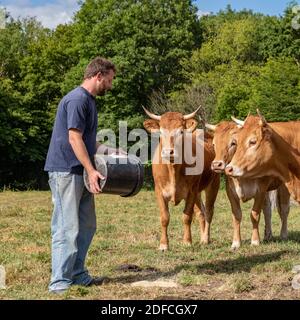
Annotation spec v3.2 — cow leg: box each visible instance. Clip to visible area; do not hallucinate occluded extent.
[155,188,170,251]
[182,192,197,246]
[226,178,242,250]
[251,193,266,246]
[202,174,220,244]
[262,192,273,241]
[194,196,206,239]
[277,184,290,240]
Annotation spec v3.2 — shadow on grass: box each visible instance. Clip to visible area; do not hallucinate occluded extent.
[271,231,300,244]
[109,250,289,284]
[195,250,289,274]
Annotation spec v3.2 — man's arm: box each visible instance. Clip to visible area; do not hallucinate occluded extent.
[69,129,104,193]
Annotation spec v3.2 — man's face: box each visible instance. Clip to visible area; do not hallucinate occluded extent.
[96,69,115,96]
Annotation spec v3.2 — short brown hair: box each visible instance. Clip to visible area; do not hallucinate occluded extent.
[83,57,116,79]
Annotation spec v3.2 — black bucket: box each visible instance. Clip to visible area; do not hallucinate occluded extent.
[84,154,144,197]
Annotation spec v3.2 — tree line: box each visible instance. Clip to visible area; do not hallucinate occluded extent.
[0,0,299,189]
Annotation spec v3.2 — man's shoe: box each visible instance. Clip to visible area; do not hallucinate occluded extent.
[87,276,109,286]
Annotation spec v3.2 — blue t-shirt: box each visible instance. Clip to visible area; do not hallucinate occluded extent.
[44,86,98,174]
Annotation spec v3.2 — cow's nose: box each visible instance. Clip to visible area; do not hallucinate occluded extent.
[211,160,225,171]
[225,165,233,175]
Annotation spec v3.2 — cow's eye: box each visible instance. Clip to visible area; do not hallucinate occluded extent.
[249,139,257,146]
[230,140,237,148]
[175,129,183,136]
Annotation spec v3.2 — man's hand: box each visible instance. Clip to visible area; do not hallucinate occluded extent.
[69,130,106,194]
[87,169,105,194]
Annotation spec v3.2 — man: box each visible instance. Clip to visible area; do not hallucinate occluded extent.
[44,57,121,294]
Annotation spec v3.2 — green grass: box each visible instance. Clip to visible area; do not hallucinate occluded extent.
[0,190,300,300]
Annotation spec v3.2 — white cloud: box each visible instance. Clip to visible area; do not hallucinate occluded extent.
[2,0,80,29]
[197,10,211,18]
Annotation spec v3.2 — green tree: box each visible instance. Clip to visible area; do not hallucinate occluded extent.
[183,3,300,122]
[0,16,77,188]
[186,16,263,76]
[257,3,300,62]
[247,58,300,121]
[67,0,200,131]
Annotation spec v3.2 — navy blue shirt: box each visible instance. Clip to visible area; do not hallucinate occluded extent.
[44,86,98,174]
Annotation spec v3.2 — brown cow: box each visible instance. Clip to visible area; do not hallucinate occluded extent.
[206,120,290,249]
[143,107,220,251]
[226,111,300,204]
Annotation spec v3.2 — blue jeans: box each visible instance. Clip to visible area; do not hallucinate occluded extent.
[48,172,96,291]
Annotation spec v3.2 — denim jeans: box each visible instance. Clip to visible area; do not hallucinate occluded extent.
[48,172,96,291]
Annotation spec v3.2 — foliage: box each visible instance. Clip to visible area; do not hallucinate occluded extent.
[0,16,77,188]
[70,0,200,131]
[246,58,300,121]
[183,4,300,122]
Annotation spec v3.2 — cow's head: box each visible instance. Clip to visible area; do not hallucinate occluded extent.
[143,106,199,162]
[225,110,273,178]
[205,121,240,173]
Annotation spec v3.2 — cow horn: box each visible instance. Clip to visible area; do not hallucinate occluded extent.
[183,106,201,120]
[142,106,161,120]
[231,116,245,127]
[257,109,267,126]
[205,123,217,131]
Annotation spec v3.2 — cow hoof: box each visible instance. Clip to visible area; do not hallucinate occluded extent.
[251,240,260,246]
[200,239,209,245]
[158,244,168,251]
[263,234,273,242]
[263,229,273,241]
[280,233,288,241]
[231,241,241,250]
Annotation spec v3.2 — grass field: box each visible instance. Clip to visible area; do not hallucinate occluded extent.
[0,189,300,300]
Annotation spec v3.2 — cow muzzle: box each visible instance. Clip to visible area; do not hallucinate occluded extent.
[161,148,178,161]
[225,164,244,177]
[211,160,226,172]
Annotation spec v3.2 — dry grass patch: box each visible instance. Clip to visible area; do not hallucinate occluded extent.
[0,189,300,299]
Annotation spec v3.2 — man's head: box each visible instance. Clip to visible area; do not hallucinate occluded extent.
[83,57,116,96]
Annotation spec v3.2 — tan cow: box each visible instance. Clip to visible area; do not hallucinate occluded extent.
[143,107,220,251]
[206,120,290,249]
[225,110,300,205]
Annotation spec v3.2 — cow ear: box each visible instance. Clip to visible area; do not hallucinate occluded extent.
[143,119,160,133]
[262,126,272,140]
[185,119,198,132]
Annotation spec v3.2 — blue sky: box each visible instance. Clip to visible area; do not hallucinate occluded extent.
[0,0,80,28]
[195,0,298,16]
[0,0,299,29]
